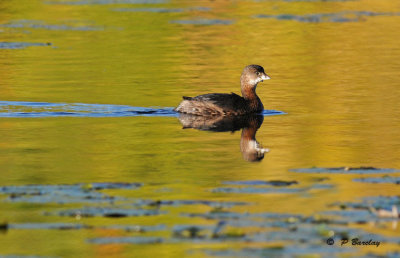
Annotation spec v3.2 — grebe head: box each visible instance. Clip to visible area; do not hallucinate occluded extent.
[241,64,270,87]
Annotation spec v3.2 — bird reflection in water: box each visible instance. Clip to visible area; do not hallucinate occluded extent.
[177,114,268,162]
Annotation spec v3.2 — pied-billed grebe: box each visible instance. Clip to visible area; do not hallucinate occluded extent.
[175,65,270,116]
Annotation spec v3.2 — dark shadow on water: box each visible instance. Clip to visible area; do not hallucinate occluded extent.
[178,114,272,162]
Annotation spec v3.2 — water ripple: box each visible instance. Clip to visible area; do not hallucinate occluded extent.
[0,20,102,31]
[255,11,400,23]
[0,42,52,49]
[0,101,284,118]
[170,19,234,25]
[45,0,167,5]
[0,101,177,118]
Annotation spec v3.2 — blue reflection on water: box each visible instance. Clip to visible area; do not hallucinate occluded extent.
[0,101,285,118]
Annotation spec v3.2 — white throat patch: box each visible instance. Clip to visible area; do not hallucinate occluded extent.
[249,78,261,85]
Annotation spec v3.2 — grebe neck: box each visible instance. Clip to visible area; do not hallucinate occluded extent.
[241,83,263,112]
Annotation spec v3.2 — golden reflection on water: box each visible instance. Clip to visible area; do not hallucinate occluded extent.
[1,0,400,257]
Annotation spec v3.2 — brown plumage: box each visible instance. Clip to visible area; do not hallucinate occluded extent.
[174,65,270,116]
